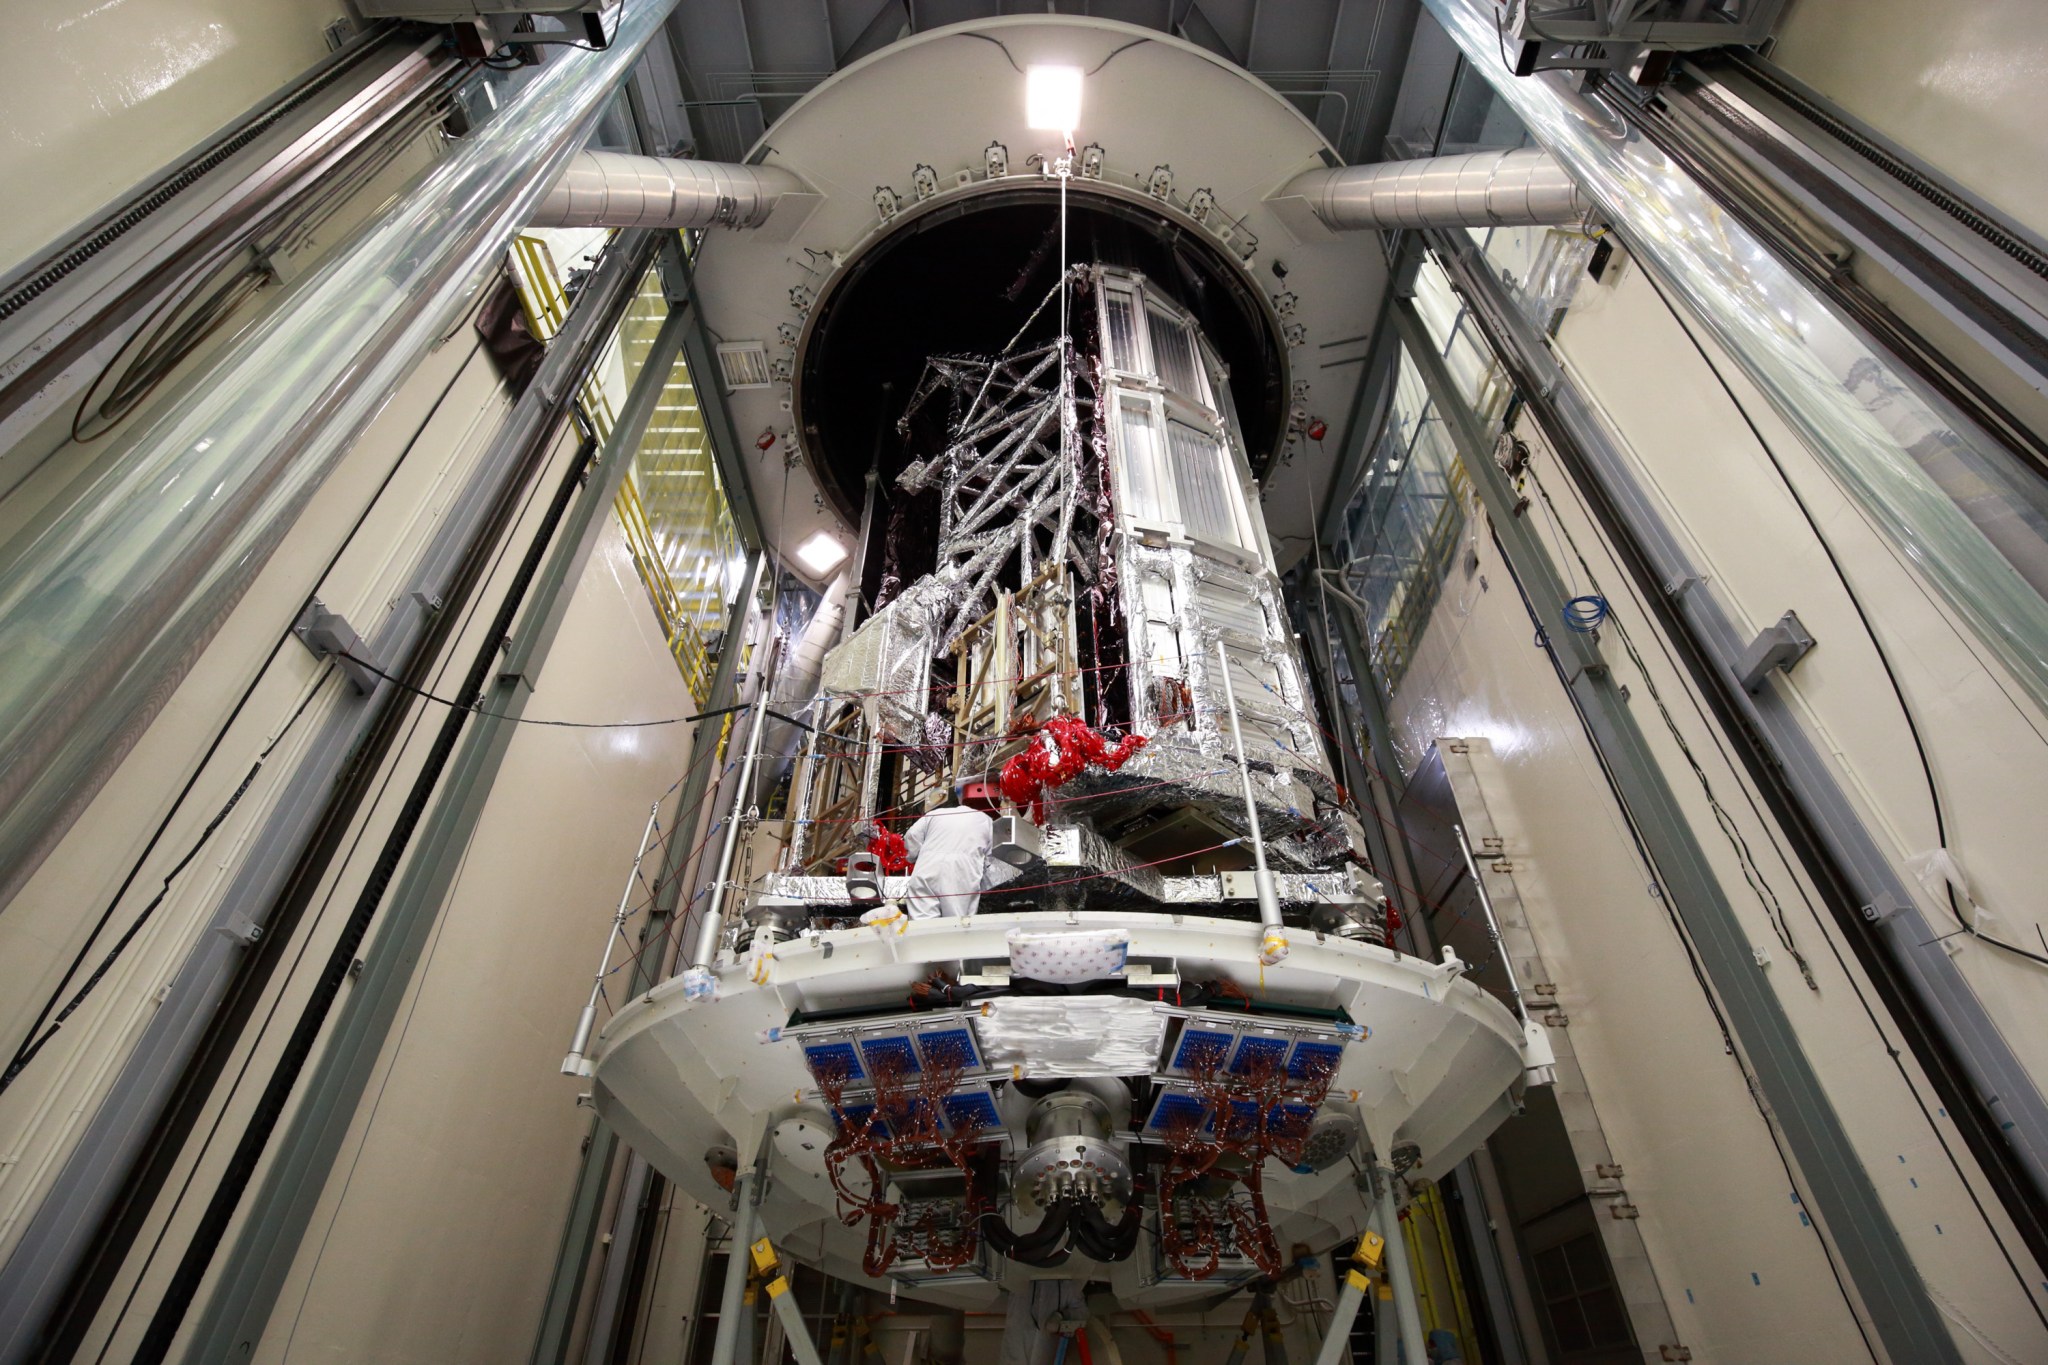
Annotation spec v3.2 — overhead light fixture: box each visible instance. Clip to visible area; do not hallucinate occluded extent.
[1025,65,1083,133]
[795,531,848,575]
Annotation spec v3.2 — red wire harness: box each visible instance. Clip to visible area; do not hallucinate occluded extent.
[1156,1039,1339,1279]
[814,1047,988,1276]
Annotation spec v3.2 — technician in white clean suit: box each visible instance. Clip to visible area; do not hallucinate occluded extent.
[901,779,994,918]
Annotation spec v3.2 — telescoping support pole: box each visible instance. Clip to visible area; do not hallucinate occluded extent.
[1258,1291,1288,1365]
[750,1237,828,1365]
[562,801,662,1073]
[683,656,778,998]
[1214,638,1288,965]
[1311,1229,1388,1365]
[706,1170,762,1365]
[1453,822,1528,1026]
[1375,1166,1429,1365]
[1223,1299,1261,1365]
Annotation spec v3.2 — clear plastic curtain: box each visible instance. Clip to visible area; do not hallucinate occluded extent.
[1423,0,2048,716]
[0,1,678,906]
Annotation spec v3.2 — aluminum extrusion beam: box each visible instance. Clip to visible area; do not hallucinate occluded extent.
[531,1121,623,1365]
[0,0,682,914]
[167,303,695,1363]
[1419,0,2048,716]
[1392,295,1962,1363]
[0,227,664,1365]
[532,150,805,230]
[1426,217,2048,1288]
[1281,149,1589,232]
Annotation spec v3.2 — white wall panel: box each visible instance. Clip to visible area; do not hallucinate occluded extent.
[249,519,698,1364]
[0,0,339,275]
[1379,248,2048,1361]
[1768,0,2048,243]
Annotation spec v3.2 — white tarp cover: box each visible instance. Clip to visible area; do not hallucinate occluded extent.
[976,995,1164,1078]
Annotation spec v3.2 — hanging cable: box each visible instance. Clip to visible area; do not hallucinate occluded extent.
[1524,456,1817,986]
[1629,264,2048,971]
[1,668,335,1095]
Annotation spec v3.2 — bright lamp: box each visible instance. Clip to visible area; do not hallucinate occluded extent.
[795,531,848,575]
[1025,66,1083,132]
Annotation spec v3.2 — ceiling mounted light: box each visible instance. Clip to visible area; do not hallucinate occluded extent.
[795,531,848,575]
[1025,66,1083,132]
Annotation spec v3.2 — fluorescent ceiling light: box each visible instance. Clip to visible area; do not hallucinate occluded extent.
[1026,66,1083,132]
[795,531,847,575]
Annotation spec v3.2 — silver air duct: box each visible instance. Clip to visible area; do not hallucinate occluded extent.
[531,151,806,230]
[1280,147,1589,231]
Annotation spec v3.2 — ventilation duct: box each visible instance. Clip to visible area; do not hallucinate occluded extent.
[1278,147,1590,231]
[531,150,806,231]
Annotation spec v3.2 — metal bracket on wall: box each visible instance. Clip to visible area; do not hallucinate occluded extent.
[292,596,383,695]
[1733,610,1815,693]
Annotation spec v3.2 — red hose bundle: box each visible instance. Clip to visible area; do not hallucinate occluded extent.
[998,715,1148,820]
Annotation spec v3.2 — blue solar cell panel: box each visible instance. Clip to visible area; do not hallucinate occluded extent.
[1230,1035,1289,1074]
[1148,1091,1215,1134]
[838,1102,889,1138]
[943,1091,1001,1132]
[804,1041,863,1082]
[1172,1028,1234,1071]
[1288,1041,1345,1080]
[919,1027,979,1070]
[861,1035,920,1075]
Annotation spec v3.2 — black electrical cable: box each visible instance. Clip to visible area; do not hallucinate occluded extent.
[1488,520,1884,1365]
[1632,264,2048,970]
[0,671,334,1098]
[131,424,603,1360]
[1538,417,2048,1335]
[1522,460,1817,984]
[69,69,469,442]
[1434,225,2048,1323]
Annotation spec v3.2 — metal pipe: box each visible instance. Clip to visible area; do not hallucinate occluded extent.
[563,801,661,1074]
[1213,639,1287,964]
[1453,822,1528,1025]
[1374,1167,1430,1365]
[0,0,681,913]
[1279,148,1589,231]
[708,1171,762,1365]
[532,150,805,230]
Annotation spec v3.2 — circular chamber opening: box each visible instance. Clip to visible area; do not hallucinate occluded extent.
[796,185,1287,536]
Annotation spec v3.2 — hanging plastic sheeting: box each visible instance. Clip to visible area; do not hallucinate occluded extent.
[0,0,683,910]
[1419,0,2048,717]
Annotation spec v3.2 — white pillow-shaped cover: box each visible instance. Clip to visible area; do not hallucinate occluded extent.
[1005,926,1129,984]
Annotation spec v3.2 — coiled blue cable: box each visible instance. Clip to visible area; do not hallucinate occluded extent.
[1562,595,1609,634]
